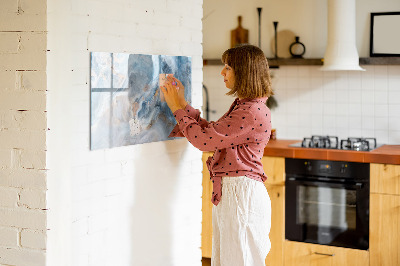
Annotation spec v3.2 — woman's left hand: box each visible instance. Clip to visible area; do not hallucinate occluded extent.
[160,79,185,113]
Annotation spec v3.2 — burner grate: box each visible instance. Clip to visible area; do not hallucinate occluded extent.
[340,137,377,151]
[296,136,378,151]
[301,135,339,149]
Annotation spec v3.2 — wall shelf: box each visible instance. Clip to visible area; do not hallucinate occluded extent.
[268,58,323,67]
[203,58,323,67]
[359,57,400,65]
[203,57,400,67]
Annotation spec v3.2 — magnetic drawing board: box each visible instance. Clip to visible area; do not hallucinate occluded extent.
[90,52,192,150]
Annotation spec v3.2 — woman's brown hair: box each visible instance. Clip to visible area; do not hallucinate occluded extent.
[221,44,273,99]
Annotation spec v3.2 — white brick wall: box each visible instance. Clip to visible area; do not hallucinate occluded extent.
[0,0,48,265]
[0,208,46,230]
[21,229,47,250]
[0,187,19,208]
[0,247,46,266]
[0,227,19,247]
[47,1,203,266]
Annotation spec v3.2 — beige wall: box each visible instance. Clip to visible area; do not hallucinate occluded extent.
[0,0,48,265]
[203,0,400,58]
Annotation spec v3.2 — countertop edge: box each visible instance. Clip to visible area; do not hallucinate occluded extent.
[263,140,400,165]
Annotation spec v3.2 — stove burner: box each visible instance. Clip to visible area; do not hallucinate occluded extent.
[301,135,339,149]
[340,137,377,151]
[294,136,379,151]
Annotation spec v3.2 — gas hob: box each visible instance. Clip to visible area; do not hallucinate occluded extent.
[289,135,382,151]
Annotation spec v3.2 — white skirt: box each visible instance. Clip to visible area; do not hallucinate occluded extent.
[212,176,271,266]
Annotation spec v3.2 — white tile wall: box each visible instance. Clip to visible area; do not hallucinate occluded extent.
[203,65,400,144]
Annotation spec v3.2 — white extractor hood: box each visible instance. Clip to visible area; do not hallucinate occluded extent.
[320,0,365,71]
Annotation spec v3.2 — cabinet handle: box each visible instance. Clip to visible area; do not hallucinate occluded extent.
[314,252,335,257]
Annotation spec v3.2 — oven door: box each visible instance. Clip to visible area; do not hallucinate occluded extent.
[285,177,369,250]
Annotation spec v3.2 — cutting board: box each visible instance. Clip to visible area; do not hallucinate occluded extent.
[231,16,249,48]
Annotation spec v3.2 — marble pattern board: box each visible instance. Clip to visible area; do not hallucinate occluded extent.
[90,52,192,150]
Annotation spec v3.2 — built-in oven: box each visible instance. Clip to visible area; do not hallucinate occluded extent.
[285,158,369,250]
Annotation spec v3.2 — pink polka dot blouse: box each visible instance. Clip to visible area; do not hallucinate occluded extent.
[169,97,271,206]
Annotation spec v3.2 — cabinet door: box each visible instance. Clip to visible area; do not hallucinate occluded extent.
[261,156,285,185]
[264,185,284,266]
[284,241,369,266]
[202,152,213,258]
[370,163,400,195]
[370,193,400,266]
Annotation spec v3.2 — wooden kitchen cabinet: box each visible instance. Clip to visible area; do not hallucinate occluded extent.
[370,163,400,266]
[262,156,285,266]
[370,193,400,266]
[201,154,286,266]
[284,241,369,266]
[264,184,285,266]
[202,152,213,258]
[370,163,400,195]
[261,156,285,186]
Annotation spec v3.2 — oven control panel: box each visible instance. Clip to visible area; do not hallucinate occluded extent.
[286,158,369,180]
[318,162,332,173]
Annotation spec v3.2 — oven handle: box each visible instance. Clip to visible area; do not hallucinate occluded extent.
[286,177,364,189]
[314,252,335,257]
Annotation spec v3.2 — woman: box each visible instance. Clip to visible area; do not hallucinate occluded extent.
[161,44,273,266]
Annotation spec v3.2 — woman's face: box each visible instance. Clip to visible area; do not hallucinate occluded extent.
[220,64,235,89]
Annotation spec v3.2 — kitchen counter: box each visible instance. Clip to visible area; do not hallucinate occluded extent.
[263,139,400,165]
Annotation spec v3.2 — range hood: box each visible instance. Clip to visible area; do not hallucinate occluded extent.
[320,0,365,71]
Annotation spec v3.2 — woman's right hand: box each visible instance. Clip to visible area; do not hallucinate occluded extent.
[168,76,187,108]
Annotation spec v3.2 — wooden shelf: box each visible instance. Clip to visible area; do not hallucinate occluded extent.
[268,58,322,67]
[202,59,223,66]
[203,58,323,67]
[359,57,400,65]
[203,57,400,67]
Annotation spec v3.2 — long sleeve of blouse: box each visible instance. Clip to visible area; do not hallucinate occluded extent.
[172,105,256,152]
[168,104,210,138]
[169,98,272,206]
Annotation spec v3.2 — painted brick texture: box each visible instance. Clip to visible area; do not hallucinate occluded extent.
[0,0,48,265]
[2,0,203,265]
[46,0,203,266]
